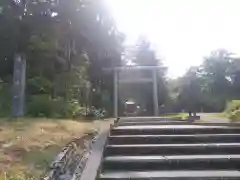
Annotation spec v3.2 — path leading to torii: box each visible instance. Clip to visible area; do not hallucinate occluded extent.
[199,113,229,123]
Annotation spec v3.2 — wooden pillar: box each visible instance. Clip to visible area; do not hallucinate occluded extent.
[114,70,118,117]
[152,69,159,116]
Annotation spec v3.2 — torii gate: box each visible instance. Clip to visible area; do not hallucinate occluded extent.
[111,66,159,117]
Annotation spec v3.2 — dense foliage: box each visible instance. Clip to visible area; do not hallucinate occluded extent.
[0,0,123,117]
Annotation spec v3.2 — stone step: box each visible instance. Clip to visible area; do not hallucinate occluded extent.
[105,143,240,156]
[102,155,240,171]
[110,125,240,135]
[108,134,240,144]
[117,120,240,126]
[118,121,185,126]
[99,170,240,180]
[118,117,181,122]
[116,120,240,127]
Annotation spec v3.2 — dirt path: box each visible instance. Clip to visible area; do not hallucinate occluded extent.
[199,113,229,123]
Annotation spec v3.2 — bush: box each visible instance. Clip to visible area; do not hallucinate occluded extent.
[224,100,240,122]
[27,95,54,117]
[27,77,52,94]
[27,95,88,118]
[229,109,240,122]
[64,100,87,118]
[91,108,106,119]
[225,100,240,114]
[0,83,11,116]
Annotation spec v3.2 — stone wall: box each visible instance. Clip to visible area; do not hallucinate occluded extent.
[43,131,98,180]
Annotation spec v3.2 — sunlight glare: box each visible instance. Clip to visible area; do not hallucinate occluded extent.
[106,0,240,77]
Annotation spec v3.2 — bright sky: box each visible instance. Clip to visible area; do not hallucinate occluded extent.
[105,0,240,77]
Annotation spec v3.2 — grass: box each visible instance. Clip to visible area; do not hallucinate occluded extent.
[164,113,189,120]
[0,118,96,179]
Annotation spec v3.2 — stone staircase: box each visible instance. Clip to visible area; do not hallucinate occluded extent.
[97,118,240,180]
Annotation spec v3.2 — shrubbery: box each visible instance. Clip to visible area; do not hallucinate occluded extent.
[225,100,240,121]
[229,109,240,122]
[225,100,240,114]
[26,94,105,119]
[64,99,88,118]
[0,83,11,117]
[27,95,82,118]
[27,95,54,117]
[0,90,106,119]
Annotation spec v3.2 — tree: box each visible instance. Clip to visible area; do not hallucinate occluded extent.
[0,0,123,117]
[201,49,232,96]
[170,49,237,113]
[177,67,203,112]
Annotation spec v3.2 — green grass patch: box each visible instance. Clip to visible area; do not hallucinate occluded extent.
[164,113,189,120]
[22,145,61,172]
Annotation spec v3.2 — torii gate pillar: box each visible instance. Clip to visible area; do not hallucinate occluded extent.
[114,70,118,118]
[152,69,159,116]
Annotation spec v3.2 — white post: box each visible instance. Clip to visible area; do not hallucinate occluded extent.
[153,69,159,116]
[114,70,118,117]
